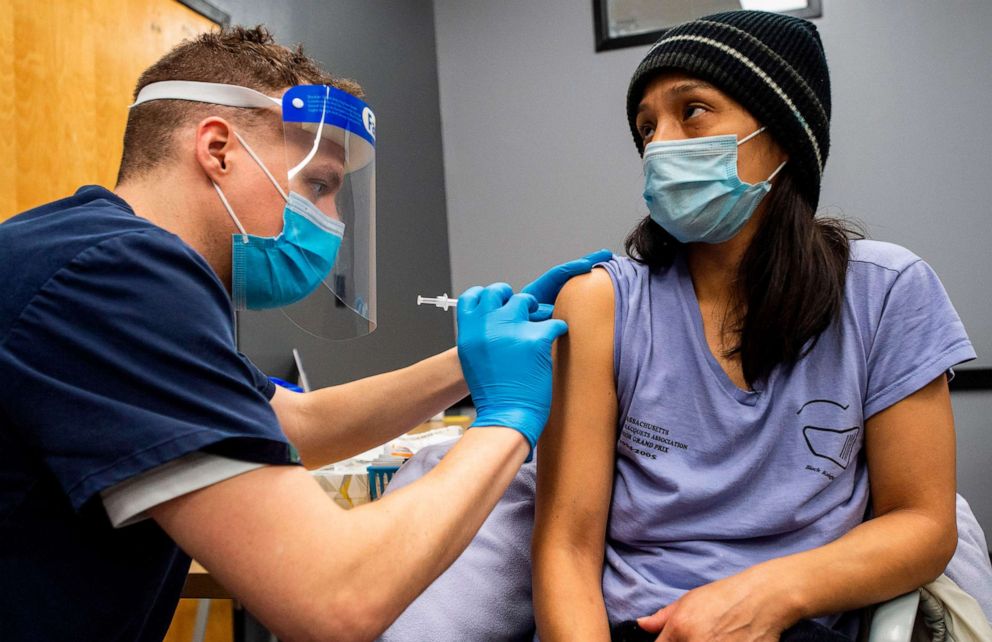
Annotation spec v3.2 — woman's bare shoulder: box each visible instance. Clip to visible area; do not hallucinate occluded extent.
[554,266,615,323]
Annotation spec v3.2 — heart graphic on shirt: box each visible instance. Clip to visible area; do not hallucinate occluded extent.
[802,425,861,469]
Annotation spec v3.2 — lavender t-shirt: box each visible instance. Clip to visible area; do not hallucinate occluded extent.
[599,240,975,629]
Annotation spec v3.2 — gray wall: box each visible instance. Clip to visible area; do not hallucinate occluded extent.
[216,0,455,385]
[434,0,992,536]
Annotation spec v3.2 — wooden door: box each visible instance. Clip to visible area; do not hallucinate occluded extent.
[0,0,219,220]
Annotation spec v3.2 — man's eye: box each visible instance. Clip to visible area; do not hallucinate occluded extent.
[308,180,329,198]
[639,123,656,141]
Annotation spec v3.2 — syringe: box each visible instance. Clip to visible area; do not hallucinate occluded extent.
[417,293,458,311]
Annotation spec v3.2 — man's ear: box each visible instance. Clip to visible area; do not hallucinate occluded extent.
[194,117,235,182]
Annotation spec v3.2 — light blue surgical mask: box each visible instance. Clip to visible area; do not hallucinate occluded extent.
[213,133,345,310]
[642,127,786,244]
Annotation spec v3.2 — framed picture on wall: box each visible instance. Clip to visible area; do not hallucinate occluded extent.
[593,0,822,52]
[177,0,230,26]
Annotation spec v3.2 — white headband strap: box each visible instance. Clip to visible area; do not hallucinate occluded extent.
[131,80,281,109]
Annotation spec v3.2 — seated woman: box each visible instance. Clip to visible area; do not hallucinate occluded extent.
[532,10,976,642]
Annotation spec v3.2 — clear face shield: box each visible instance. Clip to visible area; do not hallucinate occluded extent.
[129,81,376,340]
[279,85,377,339]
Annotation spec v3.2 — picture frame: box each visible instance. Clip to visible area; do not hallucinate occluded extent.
[593,0,823,52]
[177,0,231,28]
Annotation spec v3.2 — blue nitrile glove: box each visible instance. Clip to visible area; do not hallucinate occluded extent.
[457,283,569,459]
[521,249,613,320]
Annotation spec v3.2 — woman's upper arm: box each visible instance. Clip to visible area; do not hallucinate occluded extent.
[865,374,957,560]
[534,267,619,557]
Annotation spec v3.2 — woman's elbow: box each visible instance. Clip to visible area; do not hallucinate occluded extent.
[925,519,958,582]
[901,510,958,585]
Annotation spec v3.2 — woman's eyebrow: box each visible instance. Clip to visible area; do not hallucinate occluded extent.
[668,80,717,96]
[638,80,719,112]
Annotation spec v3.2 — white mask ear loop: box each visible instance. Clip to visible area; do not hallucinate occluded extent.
[212,181,249,244]
[768,160,787,182]
[737,125,767,146]
[233,131,288,202]
[736,126,787,182]
[287,85,331,181]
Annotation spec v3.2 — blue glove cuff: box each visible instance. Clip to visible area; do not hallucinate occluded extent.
[471,408,545,462]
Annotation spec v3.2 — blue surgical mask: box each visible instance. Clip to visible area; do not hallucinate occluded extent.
[227,191,344,310]
[642,127,786,244]
[213,134,346,311]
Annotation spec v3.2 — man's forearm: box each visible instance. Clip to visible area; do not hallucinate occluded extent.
[287,348,467,467]
[151,428,531,641]
[339,428,530,638]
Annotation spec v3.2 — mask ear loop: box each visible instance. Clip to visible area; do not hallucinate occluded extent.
[737,126,787,182]
[768,160,787,182]
[737,125,767,146]
[212,181,249,244]
[233,131,288,202]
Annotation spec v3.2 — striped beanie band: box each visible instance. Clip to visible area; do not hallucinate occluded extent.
[626,10,831,209]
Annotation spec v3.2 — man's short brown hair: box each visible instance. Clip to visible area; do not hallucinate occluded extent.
[116,25,363,184]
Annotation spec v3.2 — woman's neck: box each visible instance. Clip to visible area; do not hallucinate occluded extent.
[684,213,764,389]
[685,215,759,306]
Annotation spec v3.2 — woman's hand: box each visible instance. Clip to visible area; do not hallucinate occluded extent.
[635,569,798,641]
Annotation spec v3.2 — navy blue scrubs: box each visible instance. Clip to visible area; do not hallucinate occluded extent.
[0,186,296,641]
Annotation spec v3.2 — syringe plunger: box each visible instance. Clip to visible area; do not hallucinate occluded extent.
[416,293,458,311]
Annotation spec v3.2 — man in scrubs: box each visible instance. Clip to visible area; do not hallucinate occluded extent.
[0,26,605,641]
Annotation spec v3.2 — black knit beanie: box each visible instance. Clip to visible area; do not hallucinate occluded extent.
[626,10,831,209]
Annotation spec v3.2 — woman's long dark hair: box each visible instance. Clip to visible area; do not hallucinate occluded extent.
[624,168,863,388]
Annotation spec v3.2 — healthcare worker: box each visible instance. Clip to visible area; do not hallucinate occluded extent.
[0,26,607,641]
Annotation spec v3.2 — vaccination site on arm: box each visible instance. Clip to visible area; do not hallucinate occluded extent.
[0,1,990,641]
